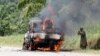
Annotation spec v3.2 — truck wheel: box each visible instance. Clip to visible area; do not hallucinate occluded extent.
[50,40,55,51]
[22,43,28,50]
[29,41,38,51]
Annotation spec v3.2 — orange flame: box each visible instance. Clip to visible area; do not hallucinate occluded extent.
[54,40,62,51]
[38,40,62,51]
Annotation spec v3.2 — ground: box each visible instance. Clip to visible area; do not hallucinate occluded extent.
[0,34,100,56]
[0,46,100,56]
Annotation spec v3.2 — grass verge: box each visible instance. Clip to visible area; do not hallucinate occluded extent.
[0,34,24,47]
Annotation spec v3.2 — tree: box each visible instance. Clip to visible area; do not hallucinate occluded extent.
[0,0,46,36]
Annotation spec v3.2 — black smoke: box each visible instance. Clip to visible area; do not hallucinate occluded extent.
[37,0,100,35]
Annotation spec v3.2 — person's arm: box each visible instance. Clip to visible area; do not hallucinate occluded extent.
[78,31,81,35]
[83,31,86,35]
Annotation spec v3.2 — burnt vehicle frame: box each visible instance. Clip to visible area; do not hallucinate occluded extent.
[22,18,64,51]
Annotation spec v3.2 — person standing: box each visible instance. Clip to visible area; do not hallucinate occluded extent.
[78,27,87,49]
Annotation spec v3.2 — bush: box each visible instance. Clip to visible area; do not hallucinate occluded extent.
[0,0,46,36]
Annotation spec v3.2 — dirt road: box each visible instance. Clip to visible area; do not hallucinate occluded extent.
[0,46,99,56]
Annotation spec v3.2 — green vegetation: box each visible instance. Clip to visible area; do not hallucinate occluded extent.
[0,25,100,53]
[0,0,100,54]
[0,25,100,48]
[0,34,24,47]
[63,25,100,50]
[0,0,46,36]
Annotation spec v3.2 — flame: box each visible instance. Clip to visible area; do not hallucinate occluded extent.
[38,40,62,51]
[54,40,62,51]
[41,16,54,30]
[33,36,41,42]
[41,16,48,30]
[29,37,63,51]
[38,47,50,51]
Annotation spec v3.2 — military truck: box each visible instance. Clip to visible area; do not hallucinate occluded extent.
[22,17,64,51]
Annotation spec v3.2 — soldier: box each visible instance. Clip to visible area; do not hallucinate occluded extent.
[78,27,87,49]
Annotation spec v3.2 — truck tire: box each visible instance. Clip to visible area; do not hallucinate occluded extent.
[22,43,28,50]
[29,40,38,51]
[50,40,55,51]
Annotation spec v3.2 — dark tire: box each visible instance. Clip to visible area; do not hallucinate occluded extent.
[50,40,55,51]
[29,40,38,51]
[22,43,28,50]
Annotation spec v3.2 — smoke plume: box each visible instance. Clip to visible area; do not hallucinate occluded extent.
[37,0,100,35]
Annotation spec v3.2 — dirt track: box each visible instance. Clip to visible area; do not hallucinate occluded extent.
[0,46,99,56]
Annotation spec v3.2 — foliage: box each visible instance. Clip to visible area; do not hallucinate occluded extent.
[63,25,100,50]
[0,0,46,36]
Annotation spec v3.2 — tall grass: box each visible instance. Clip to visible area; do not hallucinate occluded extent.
[0,34,24,47]
[63,24,100,50]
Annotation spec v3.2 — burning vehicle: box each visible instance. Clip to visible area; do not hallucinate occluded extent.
[22,17,64,51]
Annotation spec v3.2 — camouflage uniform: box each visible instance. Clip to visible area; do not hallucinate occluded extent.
[78,28,87,49]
